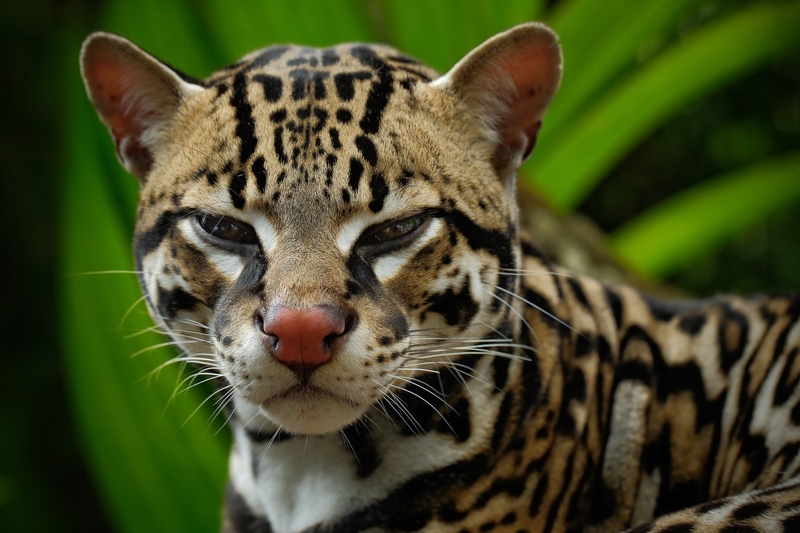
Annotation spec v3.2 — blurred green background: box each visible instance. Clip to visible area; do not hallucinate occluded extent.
[2,0,799,531]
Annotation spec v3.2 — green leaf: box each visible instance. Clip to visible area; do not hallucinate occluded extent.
[529,1,800,211]
[380,0,546,71]
[611,151,800,277]
[542,0,701,148]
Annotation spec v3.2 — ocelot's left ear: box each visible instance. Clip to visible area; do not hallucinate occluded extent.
[432,23,562,177]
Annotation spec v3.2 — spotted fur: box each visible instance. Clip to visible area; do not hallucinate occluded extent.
[81,23,800,533]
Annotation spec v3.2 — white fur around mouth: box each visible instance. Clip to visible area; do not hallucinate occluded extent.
[258,384,368,435]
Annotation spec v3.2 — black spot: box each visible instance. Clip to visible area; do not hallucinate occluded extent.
[741,434,768,482]
[340,424,380,478]
[329,128,341,150]
[355,135,378,166]
[312,108,329,133]
[426,278,478,328]
[270,109,287,123]
[491,393,514,451]
[321,49,339,66]
[349,158,364,190]
[718,304,750,373]
[352,47,394,134]
[368,173,387,212]
[731,501,770,521]
[604,287,623,329]
[273,127,287,164]
[230,72,257,164]
[341,188,351,203]
[783,513,800,533]
[222,336,233,347]
[253,74,283,102]
[248,46,288,69]
[333,71,372,101]
[567,278,590,309]
[157,286,200,320]
[617,360,652,386]
[678,314,707,335]
[492,356,510,391]
[336,108,352,123]
[229,172,247,209]
[252,157,267,194]
[289,68,310,100]
[566,367,587,402]
[207,172,218,186]
[529,472,549,515]
[441,397,471,442]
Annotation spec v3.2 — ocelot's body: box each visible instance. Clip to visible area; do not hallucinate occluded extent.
[81,23,800,533]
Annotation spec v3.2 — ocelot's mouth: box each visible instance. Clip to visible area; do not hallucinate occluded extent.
[268,383,362,408]
[257,383,369,435]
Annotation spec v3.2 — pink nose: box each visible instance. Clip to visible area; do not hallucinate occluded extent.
[260,305,350,381]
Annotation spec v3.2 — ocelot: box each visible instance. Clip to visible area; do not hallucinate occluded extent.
[81,23,800,533]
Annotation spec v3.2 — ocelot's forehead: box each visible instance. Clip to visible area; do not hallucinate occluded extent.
[137,42,507,234]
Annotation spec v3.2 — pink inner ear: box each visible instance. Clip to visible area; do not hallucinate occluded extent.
[85,56,147,147]
[498,48,560,160]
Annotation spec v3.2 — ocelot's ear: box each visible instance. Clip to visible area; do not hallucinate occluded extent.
[80,32,203,182]
[432,23,562,178]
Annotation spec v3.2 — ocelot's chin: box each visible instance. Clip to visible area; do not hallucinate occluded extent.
[258,385,368,435]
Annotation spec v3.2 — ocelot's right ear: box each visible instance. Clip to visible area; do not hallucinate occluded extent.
[80,32,203,182]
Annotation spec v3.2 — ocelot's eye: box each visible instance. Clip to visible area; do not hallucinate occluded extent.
[361,214,426,247]
[196,214,258,245]
[372,215,423,243]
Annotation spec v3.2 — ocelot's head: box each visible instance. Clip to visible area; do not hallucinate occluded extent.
[80,24,561,435]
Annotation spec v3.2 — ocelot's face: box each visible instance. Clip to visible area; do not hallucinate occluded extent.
[81,27,560,435]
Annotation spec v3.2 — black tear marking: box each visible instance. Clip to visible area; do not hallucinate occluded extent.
[368,173,388,213]
[230,72,257,164]
[253,74,283,102]
[133,209,190,260]
[273,127,287,164]
[229,172,247,209]
[352,46,394,134]
[349,158,364,190]
[252,157,267,194]
[333,71,372,101]
[355,135,378,166]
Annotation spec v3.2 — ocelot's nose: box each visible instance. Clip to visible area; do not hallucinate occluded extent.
[258,305,354,382]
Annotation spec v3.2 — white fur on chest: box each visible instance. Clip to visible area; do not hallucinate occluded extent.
[228,371,502,533]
